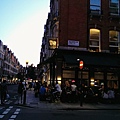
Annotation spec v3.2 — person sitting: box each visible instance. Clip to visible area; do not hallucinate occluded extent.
[71,80,77,102]
[52,82,62,101]
[107,88,115,103]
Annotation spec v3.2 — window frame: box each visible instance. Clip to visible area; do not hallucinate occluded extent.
[89,28,101,52]
[109,0,120,15]
[109,30,120,53]
[90,0,101,15]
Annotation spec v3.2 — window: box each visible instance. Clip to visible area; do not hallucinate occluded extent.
[109,30,120,53]
[109,0,119,15]
[90,0,101,14]
[89,29,101,52]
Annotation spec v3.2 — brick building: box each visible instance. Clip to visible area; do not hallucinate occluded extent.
[40,0,120,90]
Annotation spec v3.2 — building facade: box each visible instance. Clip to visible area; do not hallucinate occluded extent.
[0,40,21,83]
[0,40,4,80]
[40,0,120,90]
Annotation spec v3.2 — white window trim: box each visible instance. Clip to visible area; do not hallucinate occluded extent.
[89,29,101,52]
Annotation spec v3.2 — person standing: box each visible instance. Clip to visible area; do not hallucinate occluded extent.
[39,84,46,101]
[1,80,8,104]
[17,80,24,104]
[77,83,86,107]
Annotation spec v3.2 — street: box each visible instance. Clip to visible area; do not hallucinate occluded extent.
[0,106,120,120]
[0,84,120,120]
[17,109,120,120]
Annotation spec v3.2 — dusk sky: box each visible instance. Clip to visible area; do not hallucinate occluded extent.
[0,0,50,67]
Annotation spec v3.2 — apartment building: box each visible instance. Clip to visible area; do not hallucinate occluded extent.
[40,0,120,90]
[0,40,4,80]
[0,40,21,82]
[3,45,21,82]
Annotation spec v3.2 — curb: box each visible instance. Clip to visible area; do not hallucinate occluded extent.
[15,104,35,108]
[58,108,120,110]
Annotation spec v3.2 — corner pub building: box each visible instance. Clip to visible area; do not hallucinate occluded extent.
[39,0,120,91]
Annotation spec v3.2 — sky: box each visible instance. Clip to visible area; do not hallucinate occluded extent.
[0,0,50,67]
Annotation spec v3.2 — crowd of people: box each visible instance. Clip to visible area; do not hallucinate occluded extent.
[0,79,117,106]
[17,80,117,106]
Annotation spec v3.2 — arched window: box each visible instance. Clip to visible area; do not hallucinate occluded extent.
[109,30,120,53]
[89,29,101,52]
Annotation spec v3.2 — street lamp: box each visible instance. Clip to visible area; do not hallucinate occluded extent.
[23,61,28,105]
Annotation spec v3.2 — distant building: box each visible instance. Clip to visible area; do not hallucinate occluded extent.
[40,0,120,89]
[0,40,4,80]
[0,40,21,82]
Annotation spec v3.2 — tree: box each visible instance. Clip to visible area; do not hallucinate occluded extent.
[27,65,36,80]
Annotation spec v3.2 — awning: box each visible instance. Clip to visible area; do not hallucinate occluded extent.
[63,53,120,67]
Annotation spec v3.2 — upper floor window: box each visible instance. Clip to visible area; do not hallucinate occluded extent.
[90,0,101,14]
[109,30,119,46]
[89,29,101,52]
[109,0,120,15]
[109,30,120,53]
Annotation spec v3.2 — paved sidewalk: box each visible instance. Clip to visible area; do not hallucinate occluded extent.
[17,90,120,110]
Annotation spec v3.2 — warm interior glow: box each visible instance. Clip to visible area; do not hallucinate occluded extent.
[57,77,61,80]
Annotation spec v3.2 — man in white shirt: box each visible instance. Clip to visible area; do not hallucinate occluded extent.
[55,82,62,93]
[52,82,62,101]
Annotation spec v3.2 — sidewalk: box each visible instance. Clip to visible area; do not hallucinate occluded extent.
[18,90,120,110]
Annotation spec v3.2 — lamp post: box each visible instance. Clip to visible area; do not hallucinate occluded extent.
[23,61,28,105]
[79,60,84,85]
[77,59,84,85]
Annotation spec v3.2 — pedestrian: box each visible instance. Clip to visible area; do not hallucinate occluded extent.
[17,80,24,104]
[34,82,40,97]
[77,83,86,107]
[0,80,8,104]
[39,83,46,101]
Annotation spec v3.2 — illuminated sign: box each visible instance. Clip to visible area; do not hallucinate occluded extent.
[49,38,57,49]
[79,60,84,69]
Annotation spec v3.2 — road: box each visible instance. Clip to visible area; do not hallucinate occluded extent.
[0,84,120,120]
[0,106,120,120]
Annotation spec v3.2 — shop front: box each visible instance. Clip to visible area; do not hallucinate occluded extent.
[40,49,120,90]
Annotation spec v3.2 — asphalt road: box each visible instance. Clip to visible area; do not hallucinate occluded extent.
[1,107,120,120]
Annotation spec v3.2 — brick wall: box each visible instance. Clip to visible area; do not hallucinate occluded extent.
[59,0,87,48]
[59,0,120,51]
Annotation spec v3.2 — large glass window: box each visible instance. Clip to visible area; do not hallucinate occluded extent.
[63,70,75,78]
[89,29,101,52]
[90,0,101,14]
[109,30,120,53]
[109,0,119,15]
